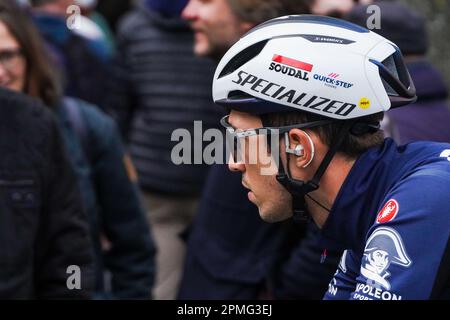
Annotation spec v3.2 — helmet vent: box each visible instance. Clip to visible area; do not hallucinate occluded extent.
[380,55,398,95]
[382,55,399,81]
[218,40,268,78]
[378,48,411,96]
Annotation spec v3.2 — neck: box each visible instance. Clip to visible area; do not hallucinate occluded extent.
[306,154,355,228]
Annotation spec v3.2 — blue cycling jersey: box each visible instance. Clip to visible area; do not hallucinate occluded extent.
[321,139,450,300]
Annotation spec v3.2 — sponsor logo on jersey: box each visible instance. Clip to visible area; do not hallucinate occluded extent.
[231,70,357,117]
[358,97,370,109]
[440,149,450,161]
[327,270,339,296]
[269,54,313,81]
[338,250,348,273]
[353,283,402,300]
[360,227,411,291]
[313,73,354,89]
[376,199,399,223]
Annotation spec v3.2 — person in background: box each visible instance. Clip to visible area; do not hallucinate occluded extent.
[310,0,354,17]
[107,0,222,300]
[14,0,31,7]
[74,0,116,58]
[346,0,450,144]
[29,0,112,109]
[96,0,133,33]
[0,0,156,299]
[0,1,93,299]
[0,89,94,299]
[178,0,342,300]
[309,0,382,18]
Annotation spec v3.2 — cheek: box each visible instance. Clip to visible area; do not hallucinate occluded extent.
[249,171,279,196]
[18,63,27,90]
[250,136,279,176]
[19,64,26,80]
[13,60,27,89]
[244,163,260,183]
[207,17,242,48]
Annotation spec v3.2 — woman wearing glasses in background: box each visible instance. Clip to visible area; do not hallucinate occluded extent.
[0,0,156,299]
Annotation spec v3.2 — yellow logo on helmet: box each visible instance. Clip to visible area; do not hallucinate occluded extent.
[358,97,370,109]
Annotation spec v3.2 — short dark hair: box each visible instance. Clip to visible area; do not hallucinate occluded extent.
[0,0,62,107]
[261,111,384,159]
[227,0,313,24]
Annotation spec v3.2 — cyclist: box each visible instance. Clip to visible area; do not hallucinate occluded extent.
[213,15,450,299]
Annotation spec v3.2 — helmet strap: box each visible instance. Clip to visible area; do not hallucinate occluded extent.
[276,120,356,223]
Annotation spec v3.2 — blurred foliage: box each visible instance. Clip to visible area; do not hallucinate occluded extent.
[399,0,450,90]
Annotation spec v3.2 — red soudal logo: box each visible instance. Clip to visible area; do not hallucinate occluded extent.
[376,199,399,223]
[269,54,313,81]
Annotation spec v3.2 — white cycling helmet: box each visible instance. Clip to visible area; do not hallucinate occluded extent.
[213,15,416,119]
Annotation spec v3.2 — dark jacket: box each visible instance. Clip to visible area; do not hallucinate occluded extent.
[58,98,156,299]
[387,59,450,144]
[109,3,222,194]
[32,12,112,109]
[0,88,93,299]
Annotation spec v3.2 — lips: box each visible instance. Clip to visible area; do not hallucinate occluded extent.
[190,23,204,34]
[193,29,206,39]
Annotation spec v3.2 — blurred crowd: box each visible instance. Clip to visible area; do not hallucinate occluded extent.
[0,0,448,299]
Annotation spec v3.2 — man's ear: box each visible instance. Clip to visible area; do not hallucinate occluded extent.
[288,129,315,168]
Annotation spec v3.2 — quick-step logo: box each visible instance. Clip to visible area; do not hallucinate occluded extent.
[313,73,354,89]
[269,54,313,81]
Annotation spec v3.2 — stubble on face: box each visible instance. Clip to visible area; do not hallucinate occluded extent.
[242,141,293,223]
[192,26,237,61]
[258,174,293,223]
[229,111,294,223]
[185,0,253,61]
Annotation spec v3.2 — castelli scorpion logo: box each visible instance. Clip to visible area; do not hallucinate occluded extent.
[376,199,399,224]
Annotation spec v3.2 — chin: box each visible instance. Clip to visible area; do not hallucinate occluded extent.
[193,41,210,57]
[193,46,204,57]
[258,205,292,223]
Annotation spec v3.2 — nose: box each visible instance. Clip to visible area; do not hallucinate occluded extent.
[228,155,246,172]
[181,0,197,22]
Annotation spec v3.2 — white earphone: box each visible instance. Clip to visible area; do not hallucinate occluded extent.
[285,131,315,168]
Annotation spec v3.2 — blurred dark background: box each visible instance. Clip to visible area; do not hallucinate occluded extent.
[398,0,450,92]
